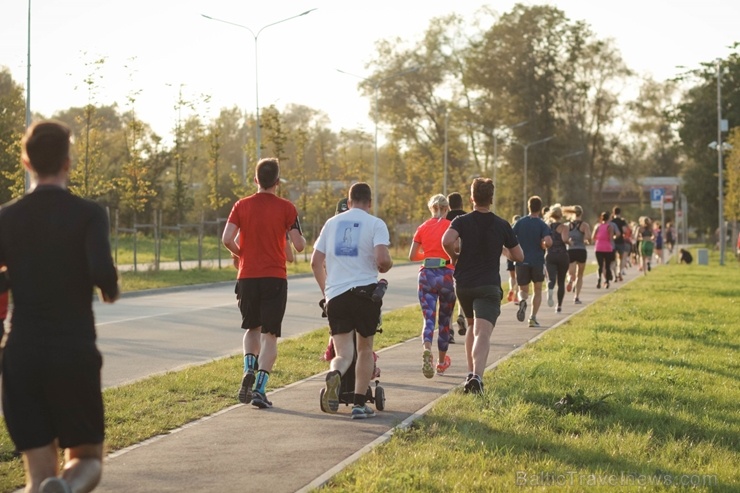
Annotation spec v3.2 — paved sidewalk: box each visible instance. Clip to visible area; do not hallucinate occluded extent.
[92,272,628,493]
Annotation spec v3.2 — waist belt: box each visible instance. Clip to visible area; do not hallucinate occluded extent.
[423,257,448,268]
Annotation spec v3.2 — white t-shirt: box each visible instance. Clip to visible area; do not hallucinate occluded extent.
[314,207,390,301]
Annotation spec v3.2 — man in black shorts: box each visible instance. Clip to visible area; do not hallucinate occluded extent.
[0,120,119,493]
[311,183,393,418]
[442,178,523,394]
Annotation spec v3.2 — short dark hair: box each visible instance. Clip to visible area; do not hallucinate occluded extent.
[256,157,280,189]
[528,196,542,214]
[613,206,621,215]
[349,182,372,206]
[447,192,463,210]
[22,120,71,177]
[600,211,610,221]
[471,178,493,207]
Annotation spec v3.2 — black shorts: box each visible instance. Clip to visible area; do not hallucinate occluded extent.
[2,340,104,451]
[506,259,515,272]
[326,286,381,339]
[237,278,288,337]
[515,263,546,285]
[455,284,503,325]
[568,249,587,264]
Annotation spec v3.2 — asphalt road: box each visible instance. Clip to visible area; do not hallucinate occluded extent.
[95,262,433,388]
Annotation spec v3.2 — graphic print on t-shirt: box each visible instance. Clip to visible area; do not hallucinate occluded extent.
[334,221,361,256]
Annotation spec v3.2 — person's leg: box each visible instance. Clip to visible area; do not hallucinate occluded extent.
[61,443,104,493]
[556,256,568,308]
[323,331,354,413]
[21,443,59,493]
[545,262,556,307]
[575,261,586,300]
[354,334,375,402]
[436,275,456,372]
[531,281,543,320]
[595,252,605,286]
[465,317,474,373]
[471,318,494,377]
[417,270,437,378]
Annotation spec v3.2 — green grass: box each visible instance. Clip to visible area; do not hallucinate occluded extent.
[320,252,740,492]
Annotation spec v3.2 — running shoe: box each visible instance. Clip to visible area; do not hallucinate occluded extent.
[251,391,272,409]
[574,298,582,304]
[547,289,554,307]
[464,374,484,395]
[647,263,652,271]
[556,306,562,313]
[436,355,451,374]
[449,331,456,344]
[516,299,527,322]
[507,290,516,302]
[528,317,541,328]
[238,371,255,404]
[322,370,341,413]
[456,314,467,336]
[596,279,601,289]
[39,478,72,493]
[422,349,435,378]
[350,404,376,419]
[605,281,610,289]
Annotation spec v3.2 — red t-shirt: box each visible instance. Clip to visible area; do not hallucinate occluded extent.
[413,217,452,265]
[227,193,298,279]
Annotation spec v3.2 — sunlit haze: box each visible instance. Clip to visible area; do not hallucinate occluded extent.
[1,0,738,142]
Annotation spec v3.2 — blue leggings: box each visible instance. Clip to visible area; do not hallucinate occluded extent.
[417,267,456,351]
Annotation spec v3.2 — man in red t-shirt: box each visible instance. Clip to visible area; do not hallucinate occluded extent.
[222,158,305,409]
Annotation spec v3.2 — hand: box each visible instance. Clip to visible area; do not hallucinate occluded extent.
[231,254,239,270]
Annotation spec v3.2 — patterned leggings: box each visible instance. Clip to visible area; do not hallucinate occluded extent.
[417,267,456,352]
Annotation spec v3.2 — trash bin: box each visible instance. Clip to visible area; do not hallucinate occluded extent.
[697,248,709,265]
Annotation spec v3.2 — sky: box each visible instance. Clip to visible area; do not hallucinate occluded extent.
[1,0,739,142]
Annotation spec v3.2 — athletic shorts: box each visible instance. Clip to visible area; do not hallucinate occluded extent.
[237,277,288,336]
[326,286,381,339]
[617,243,631,256]
[640,241,654,258]
[568,249,587,264]
[506,259,515,272]
[455,284,503,326]
[2,340,104,451]
[515,263,546,285]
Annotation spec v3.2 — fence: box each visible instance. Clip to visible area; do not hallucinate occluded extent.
[112,209,228,272]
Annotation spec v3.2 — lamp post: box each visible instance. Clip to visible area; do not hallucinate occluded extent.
[202,9,316,166]
[337,66,419,215]
[713,59,728,266]
[511,136,554,215]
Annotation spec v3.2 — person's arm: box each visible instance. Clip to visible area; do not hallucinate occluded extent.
[582,222,592,244]
[310,249,327,296]
[288,215,306,253]
[285,235,294,263]
[441,228,460,265]
[505,244,524,263]
[87,206,119,303]
[222,222,240,269]
[408,241,423,261]
[375,244,393,273]
[591,224,599,243]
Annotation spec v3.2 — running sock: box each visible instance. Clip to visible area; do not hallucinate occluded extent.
[353,393,366,406]
[244,353,258,373]
[255,370,270,393]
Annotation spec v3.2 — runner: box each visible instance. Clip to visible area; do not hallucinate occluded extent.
[543,205,570,313]
[512,196,552,328]
[563,205,591,304]
[409,194,456,378]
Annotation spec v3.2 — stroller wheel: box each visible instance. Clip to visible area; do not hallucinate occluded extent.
[374,385,385,411]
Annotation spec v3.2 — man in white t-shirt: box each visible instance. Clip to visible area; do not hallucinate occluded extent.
[311,183,393,419]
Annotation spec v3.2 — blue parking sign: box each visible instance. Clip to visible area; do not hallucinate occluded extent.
[651,188,664,201]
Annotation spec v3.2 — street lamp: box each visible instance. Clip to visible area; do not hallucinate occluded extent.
[511,135,554,215]
[201,8,316,166]
[337,66,419,215]
[709,140,732,264]
[711,59,730,266]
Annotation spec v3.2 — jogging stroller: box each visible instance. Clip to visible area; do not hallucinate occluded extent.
[318,281,387,412]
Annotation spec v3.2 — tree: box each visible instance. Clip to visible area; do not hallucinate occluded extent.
[0,67,27,201]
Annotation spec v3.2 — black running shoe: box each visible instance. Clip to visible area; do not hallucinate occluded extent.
[464,375,484,395]
[516,300,527,322]
[238,371,255,404]
[456,315,467,336]
[251,391,272,409]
